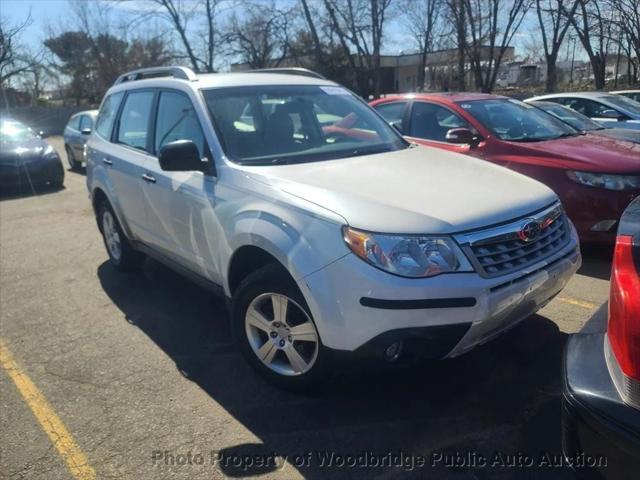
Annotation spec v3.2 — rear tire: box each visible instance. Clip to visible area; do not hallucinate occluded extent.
[65,145,81,170]
[232,264,334,392]
[97,201,144,271]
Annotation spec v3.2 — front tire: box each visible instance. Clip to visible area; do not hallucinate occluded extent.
[232,264,333,391]
[97,201,144,271]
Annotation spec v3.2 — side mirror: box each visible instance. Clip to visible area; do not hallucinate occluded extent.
[389,121,404,134]
[38,130,49,138]
[81,128,92,135]
[159,140,209,173]
[599,109,623,120]
[445,128,481,146]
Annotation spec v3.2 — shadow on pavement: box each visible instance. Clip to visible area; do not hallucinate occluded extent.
[66,166,87,175]
[0,184,65,201]
[98,258,575,479]
[577,245,613,281]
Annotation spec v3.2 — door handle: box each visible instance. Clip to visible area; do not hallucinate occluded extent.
[141,173,156,183]
[102,158,113,166]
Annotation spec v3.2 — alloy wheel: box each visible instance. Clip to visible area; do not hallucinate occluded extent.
[245,293,319,376]
[102,211,122,262]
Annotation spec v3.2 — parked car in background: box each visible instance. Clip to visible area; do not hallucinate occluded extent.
[0,118,64,194]
[526,92,640,131]
[611,89,640,103]
[527,100,640,144]
[371,93,640,244]
[562,195,640,478]
[87,66,580,390]
[64,110,98,169]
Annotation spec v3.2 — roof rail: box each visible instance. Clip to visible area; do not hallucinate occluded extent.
[114,66,198,85]
[247,67,325,79]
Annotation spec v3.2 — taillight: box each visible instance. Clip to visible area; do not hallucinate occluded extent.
[607,235,640,408]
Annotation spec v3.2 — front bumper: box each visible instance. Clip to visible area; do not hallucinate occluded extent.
[0,156,64,192]
[562,305,640,478]
[299,228,580,354]
[563,186,639,245]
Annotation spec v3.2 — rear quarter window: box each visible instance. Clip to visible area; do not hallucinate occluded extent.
[116,91,155,151]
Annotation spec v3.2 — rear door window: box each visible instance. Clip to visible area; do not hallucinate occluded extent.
[116,91,154,151]
[95,92,124,139]
[563,98,610,117]
[374,102,408,131]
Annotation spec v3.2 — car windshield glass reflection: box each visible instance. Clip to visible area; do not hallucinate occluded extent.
[534,103,604,131]
[601,95,640,115]
[202,85,408,165]
[457,99,578,142]
[0,121,37,143]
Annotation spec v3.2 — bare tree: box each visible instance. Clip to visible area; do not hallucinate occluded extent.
[0,14,34,87]
[535,0,579,91]
[145,0,201,71]
[446,0,467,90]
[226,1,292,69]
[121,0,224,72]
[323,0,394,97]
[202,0,218,72]
[402,0,444,90]
[459,0,531,93]
[45,1,173,104]
[608,0,640,83]
[568,0,616,89]
[300,0,325,70]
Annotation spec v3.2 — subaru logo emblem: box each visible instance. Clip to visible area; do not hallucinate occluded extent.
[518,220,541,242]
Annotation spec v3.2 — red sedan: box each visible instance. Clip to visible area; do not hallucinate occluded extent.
[371,93,640,244]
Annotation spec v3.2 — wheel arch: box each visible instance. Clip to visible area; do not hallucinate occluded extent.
[91,186,134,240]
[221,207,349,298]
[226,245,292,297]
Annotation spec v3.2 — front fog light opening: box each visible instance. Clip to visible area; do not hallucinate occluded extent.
[384,341,403,362]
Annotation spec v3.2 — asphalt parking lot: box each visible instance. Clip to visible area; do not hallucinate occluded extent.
[1,137,613,480]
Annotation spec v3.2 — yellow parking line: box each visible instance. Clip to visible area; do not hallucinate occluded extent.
[557,296,600,310]
[0,339,96,480]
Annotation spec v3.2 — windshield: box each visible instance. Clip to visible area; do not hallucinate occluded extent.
[457,99,578,142]
[202,85,408,165]
[601,95,640,116]
[0,120,38,143]
[533,102,603,131]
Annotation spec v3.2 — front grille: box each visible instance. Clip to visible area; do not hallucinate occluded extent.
[457,203,570,278]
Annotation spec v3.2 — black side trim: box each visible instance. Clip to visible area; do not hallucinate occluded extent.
[134,242,225,298]
[360,297,476,309]
[353,323,473,360]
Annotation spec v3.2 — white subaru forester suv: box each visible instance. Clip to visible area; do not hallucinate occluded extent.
[86,66,581,390]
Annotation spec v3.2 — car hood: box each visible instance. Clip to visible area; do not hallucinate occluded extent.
[594,128,640,144]
[243,145,557,234]
[500,134,640,172]
[0,138,49,163]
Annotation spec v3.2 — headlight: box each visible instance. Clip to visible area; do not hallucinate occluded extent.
[567,171,640,191]
[343,226,473,278]
[42,144,58,159]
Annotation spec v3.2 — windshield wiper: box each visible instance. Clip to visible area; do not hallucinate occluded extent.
[508,137,547,142]
[550,132,581,140]
[239,157,297,166]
